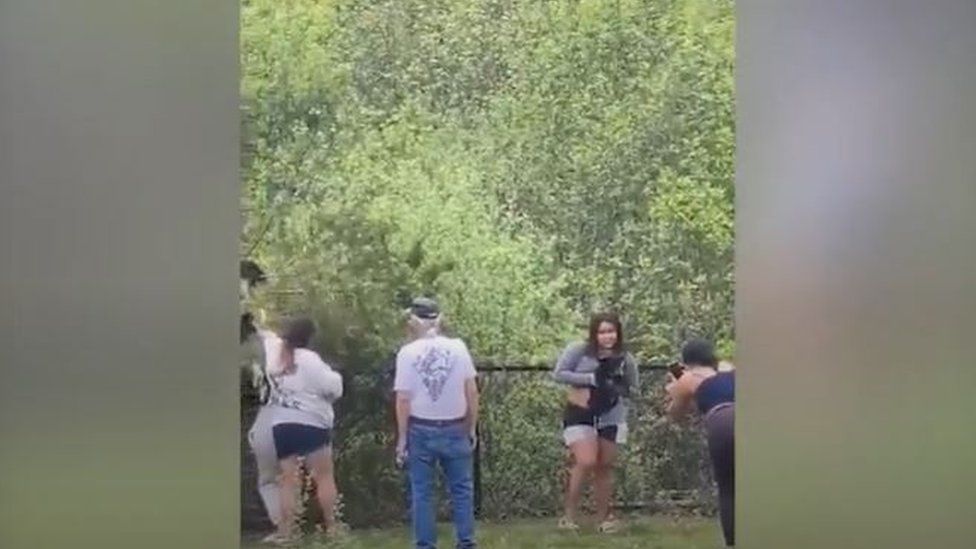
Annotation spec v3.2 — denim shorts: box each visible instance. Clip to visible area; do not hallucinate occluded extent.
[563,423,628,446]
[562,404,627,446]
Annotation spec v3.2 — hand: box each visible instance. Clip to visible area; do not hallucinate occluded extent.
[395,439,407,469]
[468,429,477,450]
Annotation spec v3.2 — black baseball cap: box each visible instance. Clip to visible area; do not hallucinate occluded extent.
[408,297,440,319]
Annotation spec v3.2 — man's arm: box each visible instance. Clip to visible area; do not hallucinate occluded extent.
[456,340,479,438]
[392,349,411,456]
[395,391,411,448]
[464,378,479,438]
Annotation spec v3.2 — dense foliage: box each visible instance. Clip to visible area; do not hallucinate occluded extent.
[240,0,734,529]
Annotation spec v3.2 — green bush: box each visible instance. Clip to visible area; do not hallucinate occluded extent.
[241,0,734,530]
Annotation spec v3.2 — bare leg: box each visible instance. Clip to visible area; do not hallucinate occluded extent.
[276,456,301,537]
[564,436,598,523]
[593,437,619,524]
[305,446,337,531]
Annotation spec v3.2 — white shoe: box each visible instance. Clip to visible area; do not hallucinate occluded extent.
[557,516,580,532]
[261,531,298,546]
[598,517,622,534]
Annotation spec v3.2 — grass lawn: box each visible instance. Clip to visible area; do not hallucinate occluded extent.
[241,515,721,548]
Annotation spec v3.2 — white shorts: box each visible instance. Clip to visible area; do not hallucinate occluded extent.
[563,422,628,446]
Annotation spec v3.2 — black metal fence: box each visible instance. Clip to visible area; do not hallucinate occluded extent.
[240,362,716,533]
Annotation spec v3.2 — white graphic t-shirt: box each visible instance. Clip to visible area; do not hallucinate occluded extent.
[393,335,476,420]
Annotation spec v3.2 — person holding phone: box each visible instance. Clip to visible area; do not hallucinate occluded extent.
[664,338,735,547]
[552,312,638,534]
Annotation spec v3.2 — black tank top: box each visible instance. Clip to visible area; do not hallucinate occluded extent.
[695,371,735,415]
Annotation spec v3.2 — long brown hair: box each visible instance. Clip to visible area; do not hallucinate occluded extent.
[278,316,316,376]
[586,312,624,356]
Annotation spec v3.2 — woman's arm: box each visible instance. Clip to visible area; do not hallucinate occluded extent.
[259,330,286,376]
[309,354,343,400]
[319,368,343,400]
[551,342,596,387]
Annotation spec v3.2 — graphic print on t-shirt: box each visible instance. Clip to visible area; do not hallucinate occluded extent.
[411,344,453,401]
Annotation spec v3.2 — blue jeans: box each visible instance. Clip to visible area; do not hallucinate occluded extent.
[407,421,476,549]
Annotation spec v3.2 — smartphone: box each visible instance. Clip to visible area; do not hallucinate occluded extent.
[668,361,685,379]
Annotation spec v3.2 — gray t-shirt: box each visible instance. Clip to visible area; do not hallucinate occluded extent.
[264,334,343,429]
[551,341,639,426]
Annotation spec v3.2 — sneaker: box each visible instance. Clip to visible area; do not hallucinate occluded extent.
[598,517,623,534]
[557,516,580,532]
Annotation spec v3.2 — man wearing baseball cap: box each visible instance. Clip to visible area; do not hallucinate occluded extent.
[394,297,479,548]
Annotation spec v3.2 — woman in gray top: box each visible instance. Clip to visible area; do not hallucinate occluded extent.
[264,317,345,545]
[551,312,638,533]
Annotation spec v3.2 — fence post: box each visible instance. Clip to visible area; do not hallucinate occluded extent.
[473,375,483,518]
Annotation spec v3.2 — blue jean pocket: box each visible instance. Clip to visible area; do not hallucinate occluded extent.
[445,430,473,459]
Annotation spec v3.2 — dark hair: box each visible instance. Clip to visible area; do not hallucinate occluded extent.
[587,312,624,356]
[240,312,257,344]
[279,316,316,375]
[240,259,267,288]
[681,338,718,368]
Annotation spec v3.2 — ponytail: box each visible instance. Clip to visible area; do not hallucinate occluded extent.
[272,316,315,377]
